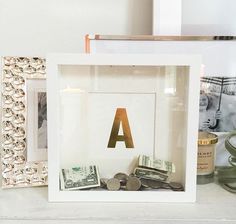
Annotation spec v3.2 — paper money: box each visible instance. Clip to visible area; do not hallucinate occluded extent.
[138,155,176,173]
[60,165,100,190]
[134,167,168,182]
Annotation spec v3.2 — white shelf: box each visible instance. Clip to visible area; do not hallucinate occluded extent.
[0,183,235,224]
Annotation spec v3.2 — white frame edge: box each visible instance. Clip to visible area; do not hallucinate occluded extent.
[47,53,201,202]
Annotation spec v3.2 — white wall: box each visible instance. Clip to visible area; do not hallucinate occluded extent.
[182,0,236,35]
[153,0,236,35]
[1,0,235,56]
[0,0,152,56]
[153,0,182,35]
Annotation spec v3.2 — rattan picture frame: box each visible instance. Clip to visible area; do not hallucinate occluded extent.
[1,57,48,188]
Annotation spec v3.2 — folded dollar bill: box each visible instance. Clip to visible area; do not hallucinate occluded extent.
[134,167,168,182]
[138,155,176,173]
[60,165,100,190]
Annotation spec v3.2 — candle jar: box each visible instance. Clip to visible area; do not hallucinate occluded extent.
[197,132,218,184]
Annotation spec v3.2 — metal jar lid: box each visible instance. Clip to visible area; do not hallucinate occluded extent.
[198,132,218,145]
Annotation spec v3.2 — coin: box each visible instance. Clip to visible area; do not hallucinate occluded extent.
[126,176,141,191]
[114,172,128,185]
[161,183,171,189]
[145,179,163,189]
[140,178,150,188]
[100,178,109,188]
[106,178,120,191]
[169,182,184,191]
[120,185,127,190]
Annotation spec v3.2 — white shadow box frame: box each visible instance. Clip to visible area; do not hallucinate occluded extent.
[47,53,201,202]
[1,57,48,188]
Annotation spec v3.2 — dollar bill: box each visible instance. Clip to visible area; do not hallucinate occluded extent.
[134,167,168,182]
[60,165,100,190]
[138,155,175,173]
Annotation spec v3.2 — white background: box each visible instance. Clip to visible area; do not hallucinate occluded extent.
[0,0,152,56]
[182,0,236,35]
[0,0,235,222]
[0,0,235,57]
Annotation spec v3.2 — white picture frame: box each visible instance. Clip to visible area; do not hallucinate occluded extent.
[47,53,201,202]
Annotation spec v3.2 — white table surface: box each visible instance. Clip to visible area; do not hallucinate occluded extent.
[0,183,236,224]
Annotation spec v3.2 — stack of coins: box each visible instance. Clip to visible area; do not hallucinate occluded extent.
[140,178,184,191]
[169,182,184,191]
[114,173,128,187]
[140,178,163,189]
[100,173,184,191]
[101,172,142,191]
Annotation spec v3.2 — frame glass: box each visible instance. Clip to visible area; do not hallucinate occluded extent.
[47,54,201,202]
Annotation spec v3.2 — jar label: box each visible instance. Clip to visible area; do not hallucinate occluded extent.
[197,145,215,175]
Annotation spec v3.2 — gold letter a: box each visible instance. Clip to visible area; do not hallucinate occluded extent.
[107,108,134,148]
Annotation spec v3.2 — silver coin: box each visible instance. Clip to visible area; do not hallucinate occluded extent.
[140,178,150,188]
[172,188,184,191]
[161,183,171,189]
[145,179,163,189]
[114,172,128,185]
[107,178,120,191]
[126,176,141,191]
[120,185,127,190]
[169,182,184,190]
[100,178,109,188]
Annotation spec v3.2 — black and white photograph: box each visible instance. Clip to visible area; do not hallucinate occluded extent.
[26,80,47,162]
[38,92,47,149]
[199,77,236,132]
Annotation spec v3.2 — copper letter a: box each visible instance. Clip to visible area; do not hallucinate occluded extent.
[107,108,134,148]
